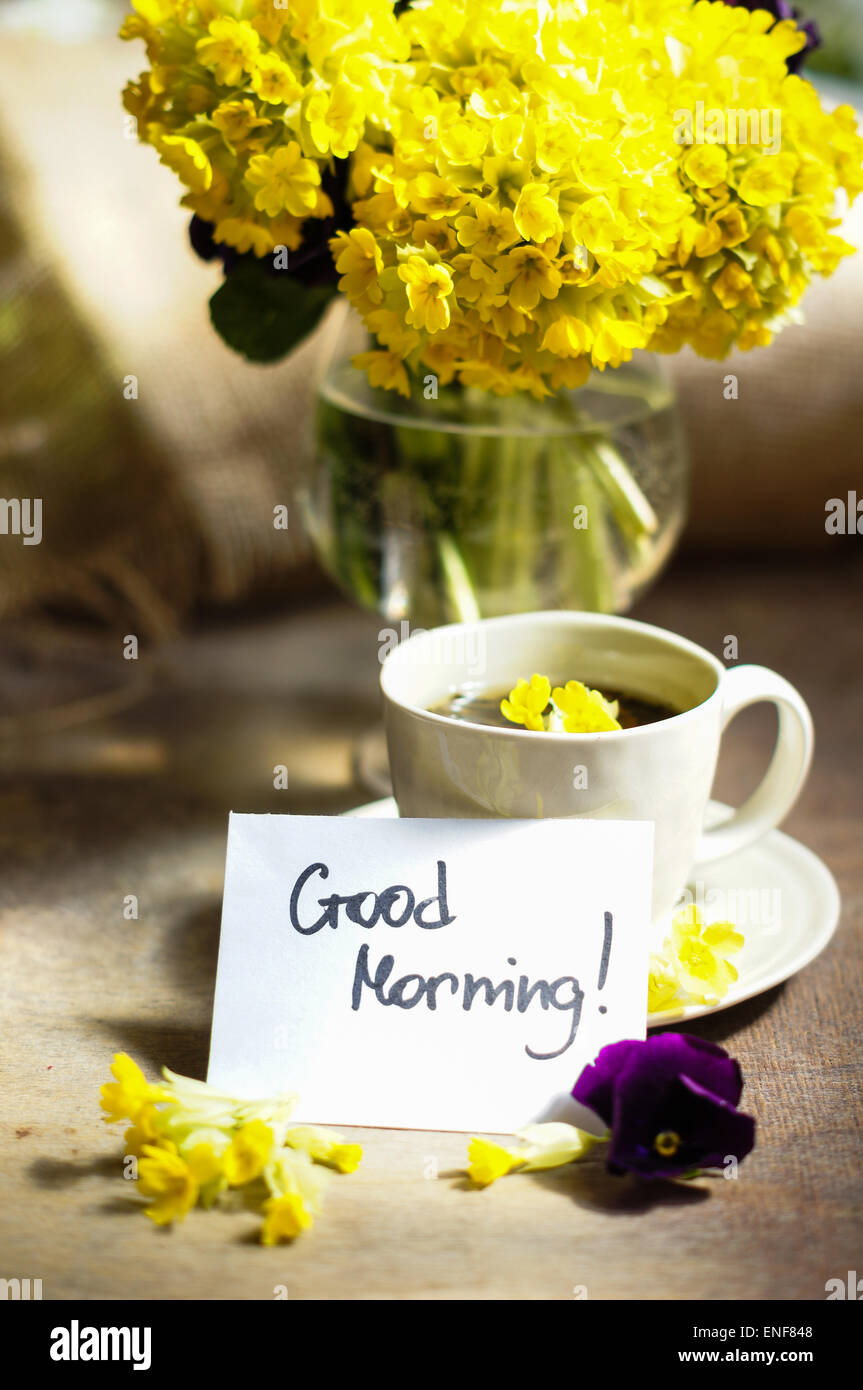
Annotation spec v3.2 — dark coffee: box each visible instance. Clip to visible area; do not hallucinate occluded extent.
[429,681,677,730]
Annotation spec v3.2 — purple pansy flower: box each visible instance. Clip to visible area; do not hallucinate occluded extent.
[722,0,820,73]
[572,1034,756,1179]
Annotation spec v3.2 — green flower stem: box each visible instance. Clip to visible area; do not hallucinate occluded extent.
[437,531,482,622]
[546,436,616,614]
[583,436,659,549]
[488,432,523,599]
[511,435,543,608]
[321,449,382,611]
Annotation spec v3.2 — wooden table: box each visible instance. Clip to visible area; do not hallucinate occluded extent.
[1,554,861,1301]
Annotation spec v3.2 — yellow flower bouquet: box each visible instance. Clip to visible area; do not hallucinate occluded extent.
[121,0,862,621]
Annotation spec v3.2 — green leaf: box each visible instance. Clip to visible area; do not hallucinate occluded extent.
[209,261,335,363]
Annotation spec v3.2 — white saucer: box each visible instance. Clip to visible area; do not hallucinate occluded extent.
[344,798,840,1028]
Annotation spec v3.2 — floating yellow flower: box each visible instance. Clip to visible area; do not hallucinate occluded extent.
[649,906,745,1011]
[647,959,681,1015]
[552,681,621,733]
[500,674,551,731]
[671,908,744,1003]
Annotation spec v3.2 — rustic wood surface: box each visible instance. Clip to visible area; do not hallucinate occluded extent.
[0,553,861,1301]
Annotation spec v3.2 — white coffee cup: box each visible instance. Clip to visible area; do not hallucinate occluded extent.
[381,611,813,920]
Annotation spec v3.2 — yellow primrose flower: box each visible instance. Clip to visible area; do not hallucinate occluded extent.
[123,1102,164,1158]
[246,142,321,219]
[331,227,384,305]
[438,119,487,166]
[455,202,519,257]
[683,145,728,190]
[570,196,626,257]
[154,134,212,195]
[550,356,591,391]
[195,16,260,88]
[213,216,275,257]
[222,1119,275,1186]
[100,1052,172,1125]
[514,182,562,245]
[222,212,304,257]
[541,314,592,357]
[353,349,410,397]
[412,218,456,255]
[408,172,468,220]
[137,1142,210,1226]
[306,83,364,159]
[648,955,683,1014]
[496,246,562,313]
[251,53,302,108]
[101,1055,363,1241]
[667,906,744,1004]
[212,99,271,150]
[500,674,551,731]
[737,154,798,208]
[551,681,621,733]
[467,1138,520,1185]
[252,4,289,46]
[120,0,863,396]
[399,257,455,333]
[365,307,421,356]
[183,1142,224,1198]
[285,1125,363,1173]
[713,263,760,311]
[261,1192,314,1244]
[261,1146,329,1241]
[468,1123,599,1185]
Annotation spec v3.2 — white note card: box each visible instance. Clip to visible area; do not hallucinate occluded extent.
[208,814,653,1133]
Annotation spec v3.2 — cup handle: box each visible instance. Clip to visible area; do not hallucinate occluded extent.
[694,664,814,866]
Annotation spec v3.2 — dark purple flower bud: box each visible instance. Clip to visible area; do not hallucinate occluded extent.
[573,1033,756,1179]
[721,0,820,72]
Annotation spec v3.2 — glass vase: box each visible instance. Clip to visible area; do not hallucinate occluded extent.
[301,320,688,629]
